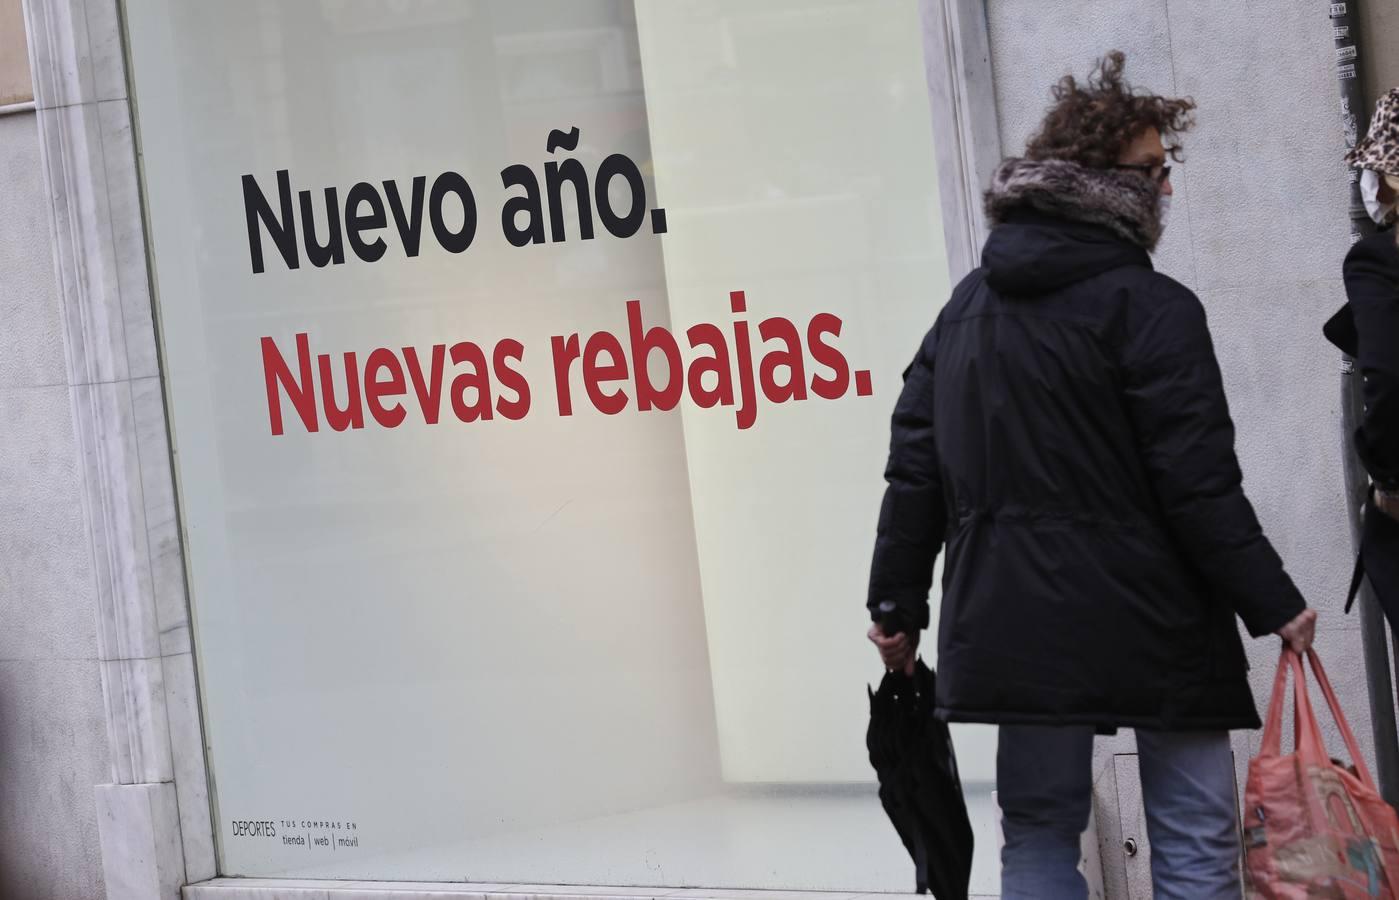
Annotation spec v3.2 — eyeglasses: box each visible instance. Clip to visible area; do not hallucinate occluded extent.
[1115,163,1172,184]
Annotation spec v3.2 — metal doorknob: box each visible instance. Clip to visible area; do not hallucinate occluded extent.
[1123,837,1139,857]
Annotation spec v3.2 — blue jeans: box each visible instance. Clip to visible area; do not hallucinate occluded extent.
[998,725,1240,900]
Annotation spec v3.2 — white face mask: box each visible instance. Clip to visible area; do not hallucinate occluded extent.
[1158,193,1172,232]
[1361,168,1396,225]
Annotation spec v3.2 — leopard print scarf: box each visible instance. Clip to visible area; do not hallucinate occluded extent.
[1348,87,1399,177]
[1349,88,1399,246]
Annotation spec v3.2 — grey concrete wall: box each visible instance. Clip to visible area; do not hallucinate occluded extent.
[1358,0,1399,109]
[986,0,1370,890]
[0,109,110,899]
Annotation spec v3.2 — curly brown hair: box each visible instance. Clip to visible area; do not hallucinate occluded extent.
[1024,51,1196,169]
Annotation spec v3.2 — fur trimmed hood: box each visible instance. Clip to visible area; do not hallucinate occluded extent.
[985,158,1164,251]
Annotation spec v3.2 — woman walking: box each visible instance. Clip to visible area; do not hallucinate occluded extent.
[867,53,1315,900]
[1326,86,1399,623]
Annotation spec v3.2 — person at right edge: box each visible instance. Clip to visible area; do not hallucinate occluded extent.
[865,52,1317,900]
[1326,86,1399,625]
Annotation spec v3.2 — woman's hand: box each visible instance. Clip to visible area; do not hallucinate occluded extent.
[1277,608,1318,654]
[868,623,918,674]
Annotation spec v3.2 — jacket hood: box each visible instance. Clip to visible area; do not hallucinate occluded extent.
[980,158,1161,296]
[981,210,1153,297]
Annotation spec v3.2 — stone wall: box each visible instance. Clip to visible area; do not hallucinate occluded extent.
[0,107,110,900]
[1358,0,1399,108]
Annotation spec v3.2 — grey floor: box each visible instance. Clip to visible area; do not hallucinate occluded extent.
[274,784,1002,896]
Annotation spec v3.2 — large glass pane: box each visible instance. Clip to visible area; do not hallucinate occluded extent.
[123,0,996,890]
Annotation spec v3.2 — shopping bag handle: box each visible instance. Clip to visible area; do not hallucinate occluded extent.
[1260,648,1308,759]
[1259,648,1377,792]
[1304,647,1377,791]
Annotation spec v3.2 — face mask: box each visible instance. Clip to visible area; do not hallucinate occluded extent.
[1361,168,1396,225]
[1158,193,1172,232]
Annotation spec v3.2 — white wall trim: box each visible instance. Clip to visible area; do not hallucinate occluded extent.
[920,0,1003,280]
[20,0,215,896]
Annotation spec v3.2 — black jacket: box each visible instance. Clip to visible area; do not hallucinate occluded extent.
[869,211,1307,731]
[1327,230,1399,490]
[1326,230,1399,620]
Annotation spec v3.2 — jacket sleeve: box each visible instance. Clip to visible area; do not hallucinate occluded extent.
[1344,237,1399,490]
[1121,283,1307,637]
[867,325,947,633]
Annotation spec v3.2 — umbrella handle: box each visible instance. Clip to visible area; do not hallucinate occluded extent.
[876,600,910,635]
[877,601,920,675]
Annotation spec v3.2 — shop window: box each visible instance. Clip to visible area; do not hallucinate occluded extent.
[123,0,995,890]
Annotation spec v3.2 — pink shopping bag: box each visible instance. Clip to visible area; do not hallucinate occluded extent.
[1244,648,1399,898]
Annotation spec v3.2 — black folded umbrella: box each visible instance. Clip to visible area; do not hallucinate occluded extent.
[867,658,973,899]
